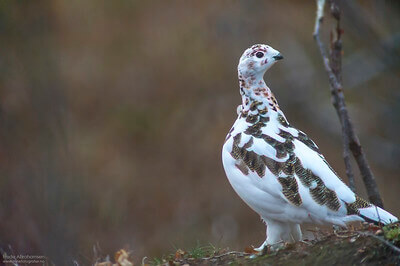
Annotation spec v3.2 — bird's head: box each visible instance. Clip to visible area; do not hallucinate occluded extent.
[238,44,283,82]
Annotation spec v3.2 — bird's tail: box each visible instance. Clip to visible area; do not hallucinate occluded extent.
[346,196,398,225]
[358,204,398,225]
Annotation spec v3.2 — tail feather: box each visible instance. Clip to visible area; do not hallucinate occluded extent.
[358,205,398,225]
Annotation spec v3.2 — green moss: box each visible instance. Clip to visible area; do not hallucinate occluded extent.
[383,223,400,245]
[149,257,163,266]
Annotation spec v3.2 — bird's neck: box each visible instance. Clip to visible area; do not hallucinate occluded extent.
[238,74,281,118]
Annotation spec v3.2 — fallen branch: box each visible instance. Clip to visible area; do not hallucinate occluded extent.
[313,0,384,207]
[359,231,400,254]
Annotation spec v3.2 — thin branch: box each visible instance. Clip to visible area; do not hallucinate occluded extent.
[313,0,384,207]
[313,0,326,36]
[328,2,356,193]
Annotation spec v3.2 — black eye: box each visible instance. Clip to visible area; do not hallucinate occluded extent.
[256,52,264,58]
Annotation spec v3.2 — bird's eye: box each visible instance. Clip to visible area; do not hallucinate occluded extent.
[255,52,264,58]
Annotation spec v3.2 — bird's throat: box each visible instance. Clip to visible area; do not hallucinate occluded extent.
[239,81,280,117]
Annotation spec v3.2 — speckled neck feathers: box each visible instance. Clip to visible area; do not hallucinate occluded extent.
[238,81,281,117]
[237,44,282,117]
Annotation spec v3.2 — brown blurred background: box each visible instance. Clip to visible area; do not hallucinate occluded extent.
[0,0,399,264]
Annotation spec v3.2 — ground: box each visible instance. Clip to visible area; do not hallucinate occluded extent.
[95,222,400,266]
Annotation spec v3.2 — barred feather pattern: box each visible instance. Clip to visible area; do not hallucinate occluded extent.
[222,43,398,249]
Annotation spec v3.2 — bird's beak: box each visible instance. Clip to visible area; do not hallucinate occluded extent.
[273,53,284,60]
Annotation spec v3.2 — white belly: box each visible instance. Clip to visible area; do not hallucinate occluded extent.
[222,139,311,223]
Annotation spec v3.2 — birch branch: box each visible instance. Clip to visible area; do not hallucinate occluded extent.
[313,0,384,207]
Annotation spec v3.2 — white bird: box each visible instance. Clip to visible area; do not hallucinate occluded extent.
[221,44,398,251]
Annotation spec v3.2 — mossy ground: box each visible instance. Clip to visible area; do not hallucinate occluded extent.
[96,223,400,266]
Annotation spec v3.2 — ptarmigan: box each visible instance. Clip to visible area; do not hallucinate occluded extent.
[222,44,398,251]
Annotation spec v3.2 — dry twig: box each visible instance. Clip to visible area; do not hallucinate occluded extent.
[313,0,384,207]
[202,251,249,260]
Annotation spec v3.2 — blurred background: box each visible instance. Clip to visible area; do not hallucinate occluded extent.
[0,0,399,264]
